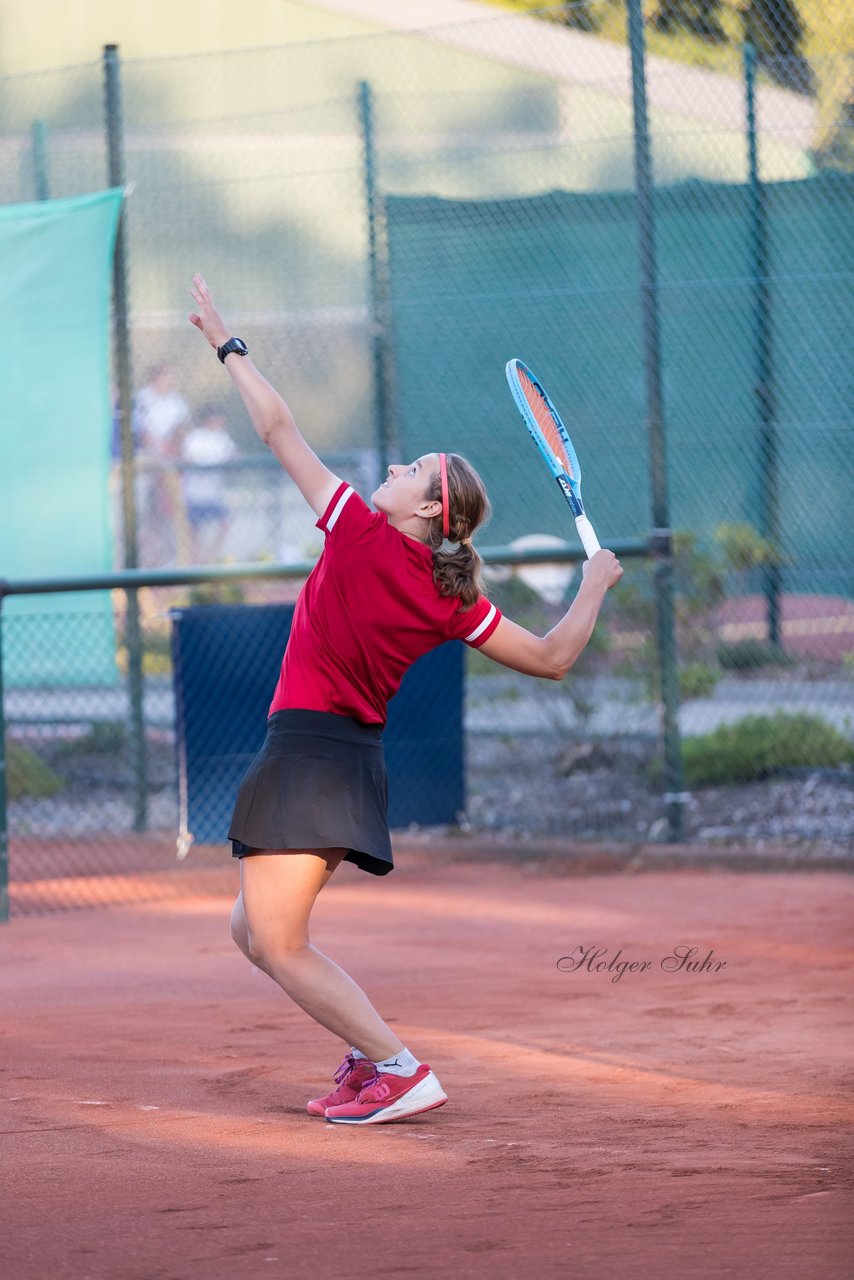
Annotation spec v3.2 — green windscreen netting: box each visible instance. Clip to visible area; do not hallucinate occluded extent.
[0,187,124,685]
[385,173,853,597]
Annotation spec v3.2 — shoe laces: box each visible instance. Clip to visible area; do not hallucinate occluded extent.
[355,1064,385,1098]
[333,1053,361,1085]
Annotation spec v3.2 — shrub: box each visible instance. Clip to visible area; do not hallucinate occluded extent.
[682,712,854,786]
[187,580,245,606]
[714,521,783,570]
[56,722,127,759]
[143,650,173,677]
[717,640,796,671]
[116,645,173,678]
[679,661,720,700]
[7,743,64,800]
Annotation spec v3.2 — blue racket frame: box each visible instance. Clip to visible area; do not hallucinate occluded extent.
[505,357,601,557]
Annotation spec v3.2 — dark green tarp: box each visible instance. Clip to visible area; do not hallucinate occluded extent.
[385,173,853,596]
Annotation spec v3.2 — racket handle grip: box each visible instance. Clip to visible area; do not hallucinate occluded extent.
[575,513,601,559]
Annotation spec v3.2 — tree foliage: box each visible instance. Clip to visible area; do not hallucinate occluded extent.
[652,1,727,43]
[743,0,812,92]
[490,1,854,168]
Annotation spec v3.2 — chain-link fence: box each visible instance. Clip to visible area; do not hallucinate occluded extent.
[2,1,852,916]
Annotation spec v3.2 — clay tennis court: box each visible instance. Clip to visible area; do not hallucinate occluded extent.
[3,849,852,1279]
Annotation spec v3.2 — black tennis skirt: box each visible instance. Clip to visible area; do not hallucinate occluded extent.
[228,708,393,876]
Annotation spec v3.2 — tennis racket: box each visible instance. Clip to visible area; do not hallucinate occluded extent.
[505,357,601,559]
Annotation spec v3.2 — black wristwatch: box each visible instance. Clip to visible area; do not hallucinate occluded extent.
[217,336,249,364]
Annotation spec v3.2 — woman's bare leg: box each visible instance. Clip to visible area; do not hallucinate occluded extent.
[229,858,337,960]
[232,849,404,1063]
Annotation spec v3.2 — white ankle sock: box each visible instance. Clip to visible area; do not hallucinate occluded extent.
[350,1047,369,1060]
[373,1046,420,1076]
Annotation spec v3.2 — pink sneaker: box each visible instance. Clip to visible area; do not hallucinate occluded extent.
[306,1053,377,1117]
[324,1062,448,1125]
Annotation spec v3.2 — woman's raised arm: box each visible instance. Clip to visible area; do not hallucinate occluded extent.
[188,273,341,519]
[477,550,623,679]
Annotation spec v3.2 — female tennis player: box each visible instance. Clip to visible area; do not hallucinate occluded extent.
[189,273,623,1125]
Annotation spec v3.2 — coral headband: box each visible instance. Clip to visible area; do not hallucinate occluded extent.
[438,452,450,539]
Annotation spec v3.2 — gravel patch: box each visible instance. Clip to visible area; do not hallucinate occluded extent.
[11,789,178,839]
[462,732,854,860]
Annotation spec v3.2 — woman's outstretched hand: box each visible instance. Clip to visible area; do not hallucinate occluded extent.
[188,273,231,351]
[582,548,623,591]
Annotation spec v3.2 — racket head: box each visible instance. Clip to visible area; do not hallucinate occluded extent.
[505,358,584,503]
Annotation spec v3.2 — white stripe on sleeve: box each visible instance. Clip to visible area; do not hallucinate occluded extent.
[326,486,354,531]
[464,603,497,644]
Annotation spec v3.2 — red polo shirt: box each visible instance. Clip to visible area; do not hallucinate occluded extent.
[268,480,502,725]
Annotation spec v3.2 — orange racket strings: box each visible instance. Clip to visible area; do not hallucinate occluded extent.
[518,370,576,480]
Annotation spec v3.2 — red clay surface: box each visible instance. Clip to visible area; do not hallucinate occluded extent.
[3,859,853,1279]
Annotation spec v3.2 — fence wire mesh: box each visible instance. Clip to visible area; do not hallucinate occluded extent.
[1,1,852,915]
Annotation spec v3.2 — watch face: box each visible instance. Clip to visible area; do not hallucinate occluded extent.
[219,337,248,361]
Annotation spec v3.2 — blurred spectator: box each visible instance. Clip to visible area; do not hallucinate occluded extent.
[133,362,191,457]
[133,362,191,565]
[181,403,239,562]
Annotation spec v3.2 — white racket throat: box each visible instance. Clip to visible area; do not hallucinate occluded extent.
[575,513,601,559]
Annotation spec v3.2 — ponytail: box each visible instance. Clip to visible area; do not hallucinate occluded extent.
[425,453,491,609]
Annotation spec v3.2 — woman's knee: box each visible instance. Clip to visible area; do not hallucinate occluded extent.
[230,894,307,967]
[229,899,281,975]
[245,928,310,970]
[237,848,344,965]
[229,894,256,961]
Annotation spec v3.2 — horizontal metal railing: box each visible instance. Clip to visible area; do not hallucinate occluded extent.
[0,539,656,922]
[0,537,653,599]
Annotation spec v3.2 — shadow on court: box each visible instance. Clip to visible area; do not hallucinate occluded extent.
[2,857,852,1279]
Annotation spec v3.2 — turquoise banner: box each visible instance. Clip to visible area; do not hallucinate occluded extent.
[0,187,124,687]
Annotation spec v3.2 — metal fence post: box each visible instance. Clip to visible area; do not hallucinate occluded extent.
[357,79,396,489]
[104,43,148,831]
[625,0,686,841]
[0,588,8,923]
[31,120,49,200]
[744,39,782,650]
